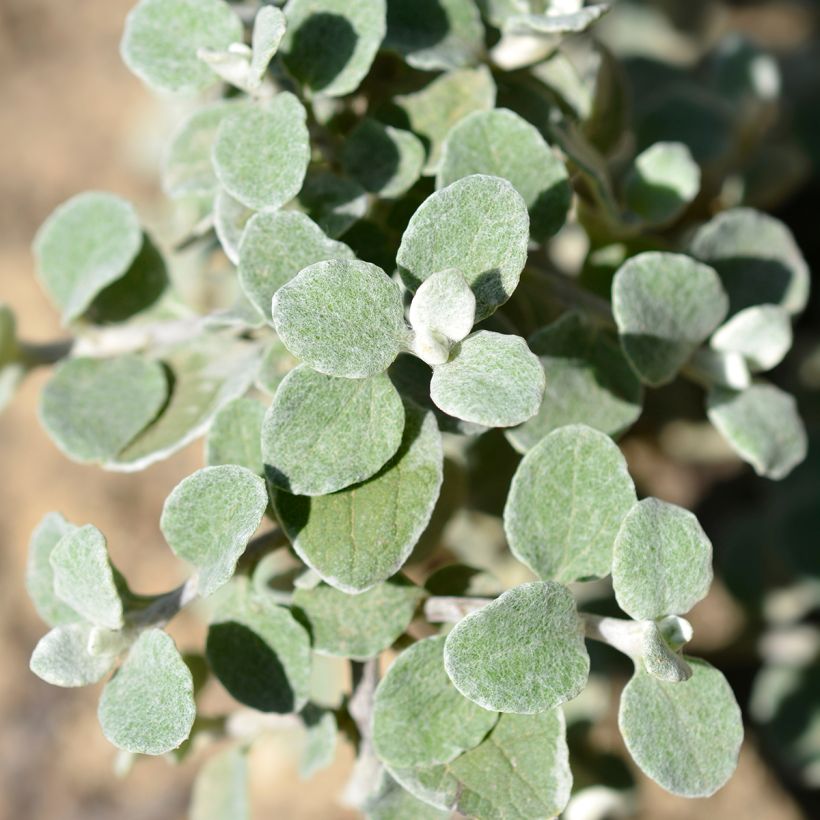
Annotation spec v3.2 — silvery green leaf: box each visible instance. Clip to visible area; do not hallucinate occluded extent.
[395,65,496,173]
[429,331,544,427]
[206,578,311,712]
[505,5,609,37]
[213,189,254,265]
[341,119,425,199]
[26,512,80,627]
[398,175,529,320]
[437,108,571,241]
[612,251,729,386]
[205,397,265,474]
[281,0,386,97]
[99,629,195,755]
[688,347,751,390]
[212,93,309,212]
[50,525,124,630]
[689,207,810,316]
[711,304,792,372]
[272,260,406,379]
[619,659,743,797]
[476,0,529,28]
[296,170,368,238]
[30,623,115,688]
[389,709,572,817]
[190,746,250,820]
[373,635,498,768]
[33,192,142,323]
[364,770,449,820]
[263,366,404,495]
[274,402,443,592]
[504,424,637,583]
[444,581,589,713]
[641,620,693,683]
[707,382,807,480]
[108,335,261,471]
[612,498,713,621]
[160,465,268,597]
[197,43,253,91]
[292,576,424,659]
[300,706,337,779]
[249,5,287,87]
[256,337,299,395]
[384,0,484,71]
[238,211,354,323]
[624,141,700,225]
[506,312,643,453]
[120,0,243,95]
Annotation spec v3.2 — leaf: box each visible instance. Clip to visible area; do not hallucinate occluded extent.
[397,175,529,320]
[373,635,498,768]
[689,207,810,316]
[274,402,443,592]
[611,498,713,621]
[281,0,386,97]
[624,141,700,225]
[429,331,544,427]
[249,5,287,87]
[293,576,424,659]
[205,397,265,474]
[26,512,80,627]
[688,347,751,390]
[506,312,643,453]
[504,424,637,583]
[300,706,337,779]
[443,581,589,713]
[120,0,243,95]
[296,169,368,238]
[408,268,476,365]
[238,211,354,323]
[272,260,406,379]
[364,770,450,820]
[108,335,261,471]
[99,629,195,754]
[437,108,571,241]
[707,382,807,480]
[711,304,793,372]
[389,710,572,818]
[384,0,485,71]
[161,465,268,597]
[30,623,115,687]
[190,747,250,820]
[213,189,254,266]
[612,251,729,386]
[50,525,124,630]
[212,93,310,212]
[33,192,142,323]
[505,5,609,36]
[619,659,743,797]
[395,65,496,173]
[342,118,426,198]
[206,579,311,712]
[256,337,299,395]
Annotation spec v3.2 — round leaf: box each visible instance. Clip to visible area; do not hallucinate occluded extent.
[272,260,406,379]
[213,189,253,265]
[612,251,729,386]
[30,623,115,688]
[160,465,268,597]
[249,5,286,86]
[612,497,713,621]
[397,175,529,320]
[373,635,498,768]
[190,747,250,820]
[205,397,265,474]
[444,581,589,713]
[99,629,195,755]
[711,304,793,372]
[504,424,637,582]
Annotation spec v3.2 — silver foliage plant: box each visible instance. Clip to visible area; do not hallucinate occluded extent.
[11,0,813,817]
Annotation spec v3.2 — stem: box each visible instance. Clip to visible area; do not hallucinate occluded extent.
[525,261,616,326]
[18,339,73,367]
[342,658,381,809]
[424,596,492,623]
[580,613,647,660]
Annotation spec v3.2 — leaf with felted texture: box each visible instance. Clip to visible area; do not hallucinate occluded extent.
[213,189,254,266]
[249,5,287,87]
[296,170,368,238]
[505,4,610,37]
[190,746,250,820]
[364,769,449,819]
[205,397,265,474]
[30,623,116,687]
[711,304,792,372]
[299,705,337,779]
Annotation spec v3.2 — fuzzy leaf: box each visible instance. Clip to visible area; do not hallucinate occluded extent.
[504,424,637,582]
[99,629,195,754]
[190,747,250,820]
[30,623,115,687]
[161,465,267,597]
[213,189,253,265]
[505,5,609,36]
[612,251,728,386]
[274,402,443,592]
[281,0,386,97]
[437,108,571,240]
[238,211,354,323]
[612,498,713,621]
[619,659,743,797]
[398,175,529,320]
[272,260,406,379]
[707,382,807,480]
[205,397,265,474]
[121,0,243,95]
[249,5,286,86]
[711,304,792,372]
[300,706,338,779]
[206,579,311,713]
[364,770,449,820]
[373,635,498,768]
[296,170,368,238]
[212,93,309,211]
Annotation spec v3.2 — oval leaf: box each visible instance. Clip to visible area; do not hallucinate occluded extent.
[205,397,265,474]
[30,623,115,688]
[190,746,250,820]
[711,304,793,372]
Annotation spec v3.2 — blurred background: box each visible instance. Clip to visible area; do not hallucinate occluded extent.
[0,1,818,818]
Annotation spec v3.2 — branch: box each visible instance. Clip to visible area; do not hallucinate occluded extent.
[424,596,492,623]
